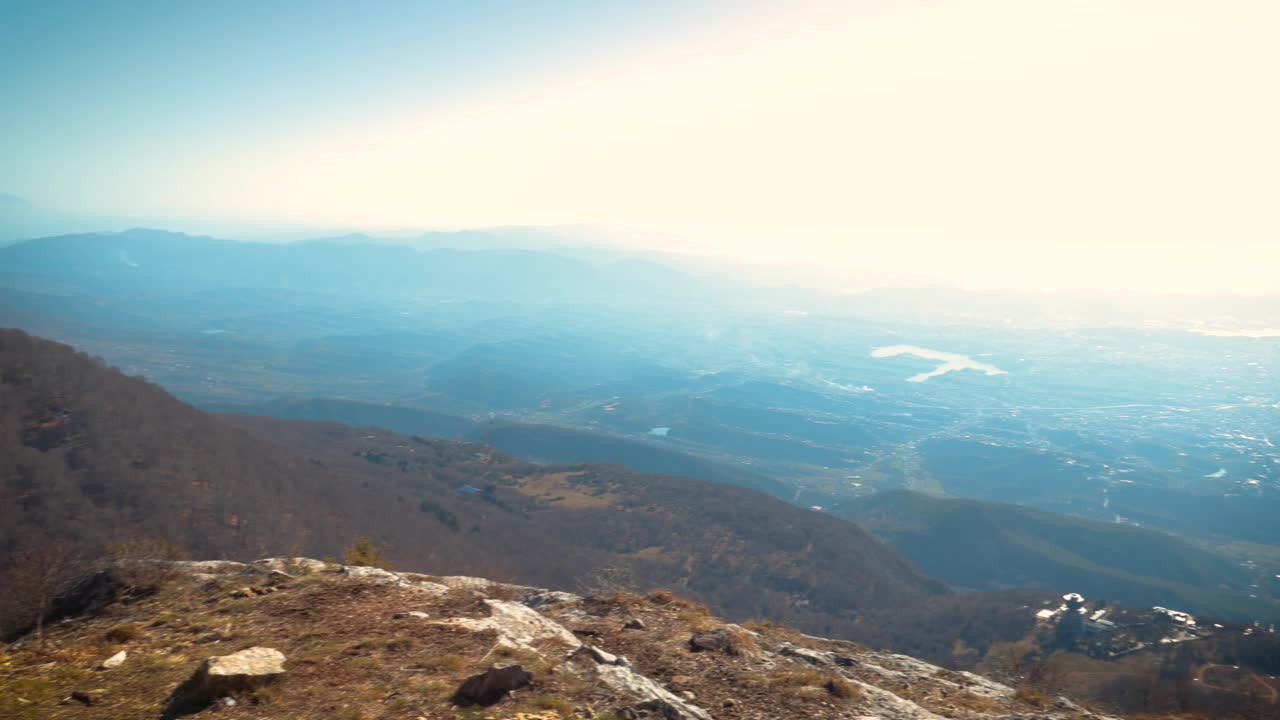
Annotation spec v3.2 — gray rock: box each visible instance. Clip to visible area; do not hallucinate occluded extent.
[595,664,712,720]
[162,646,285,718]
[169,560,248,574]
[780,642,858,667]
[524,590,583,609]
[434,599,580,650]
[689,628,734,653]
[252,557,329,575]
[452,664,532,706]
[570,644,630,667]
[340,565,404,583]
[616,697,709,720]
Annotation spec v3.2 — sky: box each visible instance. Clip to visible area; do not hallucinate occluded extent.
[2,0,1278,294]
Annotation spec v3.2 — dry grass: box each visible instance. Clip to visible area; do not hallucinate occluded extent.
[1014,686,1051,708]
[514,471,616,509]
[0,561,1046,720]
[736,666,864,704]
[945,691,1007,713]
[825,674,862,700]
[101,622,141,644]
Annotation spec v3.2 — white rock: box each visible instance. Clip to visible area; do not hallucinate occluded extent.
[435,599,579,650]
[100,650,127,669]
[393,611,430,620]
[595,663,712,720]
[205,646,286,677]
[340,565,404,583]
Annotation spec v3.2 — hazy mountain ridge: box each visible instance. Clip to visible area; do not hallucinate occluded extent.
[0,228,708,304]
[835,490,1278,622]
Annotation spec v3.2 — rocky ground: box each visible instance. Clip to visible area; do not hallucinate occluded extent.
[0,558,1115,719]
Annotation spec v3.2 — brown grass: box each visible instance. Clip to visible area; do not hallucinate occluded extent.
[513,472,616,509]
[102,622,141,644]
[825,674,862,701]
[1014,686,1051,708]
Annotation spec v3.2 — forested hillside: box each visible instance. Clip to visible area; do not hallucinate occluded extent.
[835,490,1276,622]
[0,329,944,641]
[216,396,791,498]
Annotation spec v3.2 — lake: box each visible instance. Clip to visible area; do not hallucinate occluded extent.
[871,344,1008,382]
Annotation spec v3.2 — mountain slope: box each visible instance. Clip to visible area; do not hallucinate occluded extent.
[0,558,1115,720]
[203,398,791,498]
[834,490,1275,621]
[0,328,944,642]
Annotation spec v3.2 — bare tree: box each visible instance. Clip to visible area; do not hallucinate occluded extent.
[1,539,83,645]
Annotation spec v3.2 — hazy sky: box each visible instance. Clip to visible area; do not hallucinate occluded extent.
[3,0,1278,293]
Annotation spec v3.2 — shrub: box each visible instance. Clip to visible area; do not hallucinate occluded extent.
[647,589,676,605]
[102,622,141,644]
[385,636,416,652]
[534,694,573,714]
[1013,687,1050,708]
[424,653,466,672]
[825,675,862,701]
[342,537,392,569]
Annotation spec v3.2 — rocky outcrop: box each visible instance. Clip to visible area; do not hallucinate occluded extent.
[162,646,285,718]
[452,663,533,706]
[10,558,1121,720]
[594,664,713,720]
[435,598,581,650]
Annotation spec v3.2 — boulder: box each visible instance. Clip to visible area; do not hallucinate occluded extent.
[688,628,730,652]
[615,697,710,720]
[451,663,532,706]
[595,664,712,720]
[68,689,106,705]
[162,646,285,718]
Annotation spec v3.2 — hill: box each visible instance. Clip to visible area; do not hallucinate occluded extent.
[213,397,791,499]
[0,558,1115,720]
[833,490,1277,622]
[0,329,943,644]
[465,420,790,499]
[250,397,477,440]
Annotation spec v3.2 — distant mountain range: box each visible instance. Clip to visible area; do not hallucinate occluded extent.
[0,228,702,303]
